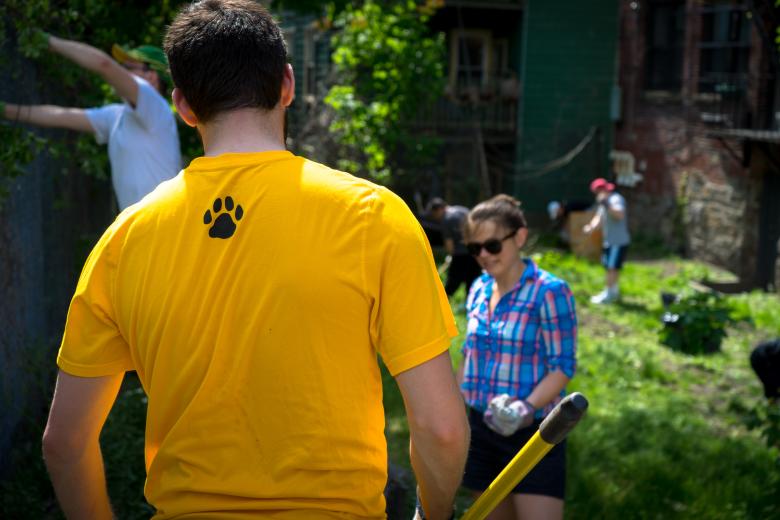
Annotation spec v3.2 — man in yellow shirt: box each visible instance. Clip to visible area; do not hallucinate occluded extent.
[42,1,469,519]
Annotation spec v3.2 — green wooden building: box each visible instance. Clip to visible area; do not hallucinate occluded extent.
[282,0,620,212]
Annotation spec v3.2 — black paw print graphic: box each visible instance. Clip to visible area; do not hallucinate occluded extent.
[203,196,243,239]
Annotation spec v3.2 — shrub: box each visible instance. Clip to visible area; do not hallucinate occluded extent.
[324,0,445,184]
[659,291,735,354]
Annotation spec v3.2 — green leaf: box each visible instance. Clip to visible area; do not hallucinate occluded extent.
[324,0,445,183]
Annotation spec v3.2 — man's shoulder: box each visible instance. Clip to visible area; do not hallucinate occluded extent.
[87,103,124,119]
[84,179,181,263]
[608,192,626,205]
[300,157,376,190]
[299,158,406,212]
[132,76,175,124]
[134,76,169,108]
[100,103,126,112]
[116,171,186,221]
[444,205,469,225]
[447,205,469,217]
[95,172,193,259]
[301,166,421,235]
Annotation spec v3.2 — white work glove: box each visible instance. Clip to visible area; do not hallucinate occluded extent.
[483,393,535,436]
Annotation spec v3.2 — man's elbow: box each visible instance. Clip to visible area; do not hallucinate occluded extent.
[42,427,89,466]
[413,412,470,452]
[438,417,470,451]
[94,54,116,76]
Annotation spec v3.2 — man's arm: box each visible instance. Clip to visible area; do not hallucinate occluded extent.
[43,370,124,520]
[2,103,92,132]
[583,209,602,234]
[395,351,470,520]
[48,34,139,106]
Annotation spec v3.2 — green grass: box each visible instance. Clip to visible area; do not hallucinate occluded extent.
[3,251,779,519]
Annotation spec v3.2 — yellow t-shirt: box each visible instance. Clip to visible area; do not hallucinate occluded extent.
[58,151,457,519]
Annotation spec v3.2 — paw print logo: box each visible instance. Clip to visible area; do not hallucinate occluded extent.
[203,196,244,239]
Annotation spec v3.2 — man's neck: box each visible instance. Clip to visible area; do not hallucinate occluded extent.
[199,107,286,157]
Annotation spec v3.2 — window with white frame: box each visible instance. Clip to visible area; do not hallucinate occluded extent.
[450,30,491,93]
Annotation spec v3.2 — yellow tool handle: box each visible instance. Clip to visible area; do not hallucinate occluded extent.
[461,392,589,520]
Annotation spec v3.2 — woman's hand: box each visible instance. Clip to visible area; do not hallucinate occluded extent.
[484,394,535,436]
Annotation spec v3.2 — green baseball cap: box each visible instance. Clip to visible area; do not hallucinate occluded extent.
[112,43,171,83]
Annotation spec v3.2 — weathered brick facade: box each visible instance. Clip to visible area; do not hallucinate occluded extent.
[615,0,779,288]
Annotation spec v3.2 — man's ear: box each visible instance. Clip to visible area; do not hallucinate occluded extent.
[172,88,198,127]
[280,63,295,108]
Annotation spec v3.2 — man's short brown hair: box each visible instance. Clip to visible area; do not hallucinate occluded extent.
[164,0,288,123]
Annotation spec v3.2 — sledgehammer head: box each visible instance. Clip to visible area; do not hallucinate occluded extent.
[539,392,589,445]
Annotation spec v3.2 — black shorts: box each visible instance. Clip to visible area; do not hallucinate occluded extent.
[601,245,629,270]
[462,407,566,499]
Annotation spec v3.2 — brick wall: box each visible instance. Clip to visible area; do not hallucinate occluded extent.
[616,99,758,277]
[681,168,756,274]
[615,0,773,285]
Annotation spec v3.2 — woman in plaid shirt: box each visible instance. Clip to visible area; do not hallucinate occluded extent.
[459,194,577,520]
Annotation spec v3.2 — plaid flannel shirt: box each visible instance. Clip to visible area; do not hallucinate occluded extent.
[461,258,577,418]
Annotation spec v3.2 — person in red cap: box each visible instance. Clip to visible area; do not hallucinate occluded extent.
[583,178,630,304]
[1,33,180,211]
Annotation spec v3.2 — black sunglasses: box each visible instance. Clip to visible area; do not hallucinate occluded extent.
[466,230,519,257]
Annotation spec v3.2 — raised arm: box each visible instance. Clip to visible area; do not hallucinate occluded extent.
[47,34,139,106]
[395,351,470,520]
[2,102,92,132]
[43,370,124,520]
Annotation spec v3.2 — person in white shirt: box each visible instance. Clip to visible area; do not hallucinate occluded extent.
[2,34,181,211]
